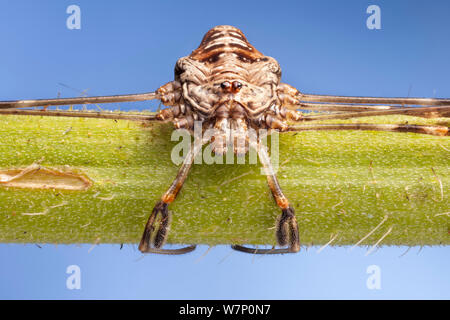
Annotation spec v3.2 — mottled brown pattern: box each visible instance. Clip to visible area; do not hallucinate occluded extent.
[156,25,302,158]
[190,25,264,62]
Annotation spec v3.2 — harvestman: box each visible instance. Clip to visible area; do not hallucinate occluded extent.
[1,25,449,255]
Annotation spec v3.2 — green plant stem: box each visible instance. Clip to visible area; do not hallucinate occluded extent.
[0,114,448,247]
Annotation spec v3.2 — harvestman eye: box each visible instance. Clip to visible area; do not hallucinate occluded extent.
[221,81,232,91]
[232,81,242,91]
[1,25,449,255]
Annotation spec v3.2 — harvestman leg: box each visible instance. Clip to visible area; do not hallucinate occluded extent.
[299,106,450,121]
[138,139,206,255]
[232,141,300,254]
[287,123,449,136]
[277,84,450,118]
[280,89,450,134]
[0,92,159,109]
[298,94,450,106]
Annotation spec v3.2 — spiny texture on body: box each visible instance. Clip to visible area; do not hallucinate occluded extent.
[156,25,302,155]
[190,25,264,62]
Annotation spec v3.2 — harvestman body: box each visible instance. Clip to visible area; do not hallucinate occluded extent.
[1,25,449,254]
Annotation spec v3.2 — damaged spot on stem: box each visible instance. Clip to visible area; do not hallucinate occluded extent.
[0,164,92,190]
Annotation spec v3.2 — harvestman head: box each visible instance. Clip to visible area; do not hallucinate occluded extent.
[1,25,449,255]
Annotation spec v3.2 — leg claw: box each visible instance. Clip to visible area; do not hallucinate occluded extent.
[231,206,300,255]
[231,245,299,254]
[138,200,195,255]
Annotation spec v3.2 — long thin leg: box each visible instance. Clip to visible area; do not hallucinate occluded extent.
[138,140,204,255]
[232,142,300,254]
[0,105,188,123]
[299,106,450,121]
[0,108,159,121]
[0,81,182,110]
[0,81,183,121]
[0,92,159,109]
[298,103,400,112]
[299,94,450,106]
[298,103,450,119]
[286,123,449,136]
[277,83,450,114]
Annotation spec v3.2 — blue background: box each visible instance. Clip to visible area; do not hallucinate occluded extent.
[0,0,449,299]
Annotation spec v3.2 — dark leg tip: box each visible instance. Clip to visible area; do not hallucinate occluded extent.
[138,200,173,253]
[153,200,169,214]
[281,205,296,218]
[231,205,301,255]
[231,245,299,255]
[274,205,300,253]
